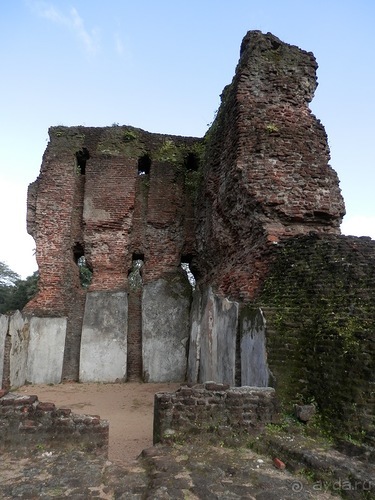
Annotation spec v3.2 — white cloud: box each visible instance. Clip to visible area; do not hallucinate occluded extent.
[341,215,375,240]
[29,1,99,54]
[114,32,124,56]
[70,7,98,54]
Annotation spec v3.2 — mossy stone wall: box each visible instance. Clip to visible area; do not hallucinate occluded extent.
[257,234,375,444]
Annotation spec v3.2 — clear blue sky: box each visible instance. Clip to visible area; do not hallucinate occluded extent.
[1,0,374,278]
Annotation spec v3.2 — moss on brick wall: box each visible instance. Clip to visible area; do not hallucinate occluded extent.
[257,234,375,444]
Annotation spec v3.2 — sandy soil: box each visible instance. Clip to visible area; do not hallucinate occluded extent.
[16,382,180,464]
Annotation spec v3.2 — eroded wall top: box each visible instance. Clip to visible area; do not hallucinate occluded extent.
[195,30,345,300]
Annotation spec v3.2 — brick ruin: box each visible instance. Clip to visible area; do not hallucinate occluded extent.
[1,31,374,442]
[0,390,108,455]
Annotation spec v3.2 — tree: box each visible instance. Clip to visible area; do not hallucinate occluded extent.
[0,262,20,286]
[0,262,38,314]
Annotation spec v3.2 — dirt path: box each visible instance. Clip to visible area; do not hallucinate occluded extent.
[17,382,180,464]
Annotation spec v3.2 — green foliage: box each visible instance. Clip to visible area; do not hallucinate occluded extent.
[265,123,279,133]
[184,169,203,197]
[77,257,92,288]
[153,139,205,197]
[0,262,20,286]
[155,139,181,164]
[97,126,144,157]
[128,260,143,291]
[188,141,205,161]
[123,128,138,142]
[0,264,39,313]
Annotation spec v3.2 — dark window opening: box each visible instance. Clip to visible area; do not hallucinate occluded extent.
[138,154,151,176]
[128,253,145,290]
[75,147,90,175]
[313,211,333,221]
[72,242,84,263]
[181,254,196,288]
[185,152,200,172]
[132,252,145,262]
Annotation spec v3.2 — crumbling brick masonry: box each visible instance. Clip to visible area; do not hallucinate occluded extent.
[1,31,373,442]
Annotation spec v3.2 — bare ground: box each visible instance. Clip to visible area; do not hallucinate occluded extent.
[0,382,344,498]
[15,381,180,464]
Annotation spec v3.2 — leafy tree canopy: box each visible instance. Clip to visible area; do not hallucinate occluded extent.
[0,261,20,286]
[0,261,38,314]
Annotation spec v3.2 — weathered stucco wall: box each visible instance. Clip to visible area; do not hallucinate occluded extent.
[240,308,269,387]
[26,317,67,385]
[79,291,127,383]
[142,273,191,382]
[0,315,8,388]
[9,312,29,388]
[188,287,238,386]
[0,314,67,387]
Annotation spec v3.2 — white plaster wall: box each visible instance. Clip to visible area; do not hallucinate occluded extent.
[197,287,216,384]
[26,317,67,384]
[187,290,201,384]
[240,308,269,387]
[142,274,191,382]
[9,311,30,388]
[80,291,127,382]
[0,314,9,387]
[214,294,238,385]
[188,287,238,386]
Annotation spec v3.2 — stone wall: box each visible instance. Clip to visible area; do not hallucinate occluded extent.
[0,315,8,388]
[153,383,278,444]
[0,390,108,455]
[142,272,192,382]
[257,234,375,444]
[79,291,128,382]
[0,313,67,388]
[187,287,239,386]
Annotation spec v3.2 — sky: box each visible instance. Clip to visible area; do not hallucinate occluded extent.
[1,0,374,279]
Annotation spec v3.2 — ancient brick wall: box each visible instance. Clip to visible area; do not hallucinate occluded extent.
[196,31,345,301]
[26,127,200,306]
[27,31,347,315]
[153,383,278,444]
[25,126,200,380]
[257,234,375,444]
[0,390,108,455]
[18,28,374,450]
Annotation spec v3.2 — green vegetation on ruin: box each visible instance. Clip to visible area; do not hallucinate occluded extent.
[257,235,374,443]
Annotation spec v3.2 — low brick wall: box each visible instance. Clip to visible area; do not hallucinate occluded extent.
[153,383,279,444]
[0,390,108,456]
